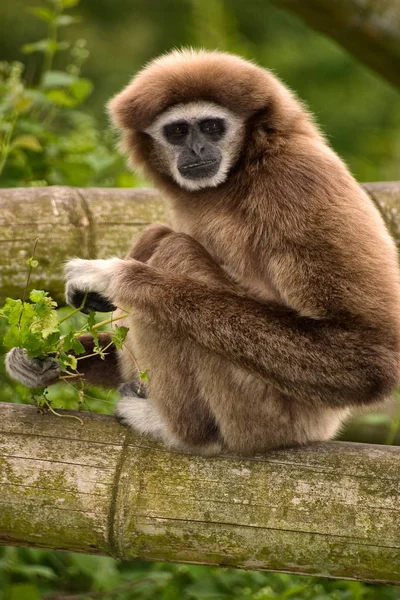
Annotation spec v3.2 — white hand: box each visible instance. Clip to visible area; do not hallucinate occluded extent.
[64,258,123,306]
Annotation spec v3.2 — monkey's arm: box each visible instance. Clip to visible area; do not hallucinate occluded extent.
[132,269,399,405]
[5,333,122,389]
[67,254,397,408]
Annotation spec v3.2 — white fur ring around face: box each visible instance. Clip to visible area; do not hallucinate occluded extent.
[64,257,123,306]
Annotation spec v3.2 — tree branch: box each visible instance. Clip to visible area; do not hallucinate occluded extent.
[269,0,400,89]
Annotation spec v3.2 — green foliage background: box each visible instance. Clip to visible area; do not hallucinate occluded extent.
[2,0,400,184]
[1,0,400,598]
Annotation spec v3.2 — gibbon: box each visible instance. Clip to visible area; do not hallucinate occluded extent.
[7,50,400,455]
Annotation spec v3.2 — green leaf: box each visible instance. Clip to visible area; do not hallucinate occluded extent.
[69,78,93,102]
[12,135,42,152]
[31,310,59,339]
[45,78,92,107]
[66,354,78,370]
[45,89,76,107]
[22,89,52,108]
[21,40,55,55]
[22,40,69,55]
[28,7,56,23]
[111,325,129,350]
[139,369,149,382]
[29,289,47,303]
[41,70,78,89]
[62,331,85,355]
[1,298,23,327]
[3,325,22,350]
[87,310,97,330]
[85,310,100,350]
[0,291,62,359]
[29,290,59,340]
[57,352,78,372]
[15,96,33,112]
[56,15,81,26]
[26,257,39,268]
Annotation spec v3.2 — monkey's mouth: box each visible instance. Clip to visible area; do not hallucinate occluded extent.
[179,159,220,180]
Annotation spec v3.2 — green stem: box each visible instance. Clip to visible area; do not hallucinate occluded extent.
[17,237,39,331]
[58,293,88,325]
[41,5,61,84]
[45,400,83,425]
[89,312,129,331]
[67,311,129,339]
[0,111,18,178]
[22,237,39,306]
[76,341,114,361]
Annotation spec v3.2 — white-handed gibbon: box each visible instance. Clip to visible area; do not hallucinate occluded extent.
[7,50,400,455]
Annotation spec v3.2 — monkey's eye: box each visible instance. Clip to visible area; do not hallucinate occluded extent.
[200,118,225,137]
[164,121,189,142]
[172,124,188,135]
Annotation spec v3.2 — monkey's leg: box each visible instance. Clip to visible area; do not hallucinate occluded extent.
[116,233,234,453]
[116,323,224,453]
[73,333,123,388]
[5,332,122,390]
[122,233,323,455]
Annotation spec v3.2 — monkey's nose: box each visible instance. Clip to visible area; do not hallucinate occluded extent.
[191,142,205,156]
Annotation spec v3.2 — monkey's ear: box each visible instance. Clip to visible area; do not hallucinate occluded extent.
[107,78,166,132]
[107,88,136,131]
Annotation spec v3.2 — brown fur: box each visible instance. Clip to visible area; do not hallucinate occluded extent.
[90,49,400,455]
[76,333,122,389]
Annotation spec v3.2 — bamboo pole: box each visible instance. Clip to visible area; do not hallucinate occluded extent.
[0,402,400,584]
[0,186,166,304]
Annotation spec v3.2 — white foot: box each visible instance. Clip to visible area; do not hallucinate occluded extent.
[115,395,165,438]
[116,392,224,456]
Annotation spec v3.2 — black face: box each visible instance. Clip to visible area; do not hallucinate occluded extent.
[163,118,226,180]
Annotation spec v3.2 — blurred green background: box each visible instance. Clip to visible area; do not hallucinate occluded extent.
[1,0,400,598]
[2,0,400,186]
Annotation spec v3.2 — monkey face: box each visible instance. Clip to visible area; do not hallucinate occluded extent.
[145,101,244,191]
[167,118,224,181]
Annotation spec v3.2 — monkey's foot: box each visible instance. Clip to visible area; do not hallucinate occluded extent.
[118,381,147,399]
[6,348,61,388]
[115,393,164,438]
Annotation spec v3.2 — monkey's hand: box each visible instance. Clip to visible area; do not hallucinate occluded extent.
[65,258,123,312]
[5,348,61,388]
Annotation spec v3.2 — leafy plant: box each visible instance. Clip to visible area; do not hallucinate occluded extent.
[0,0,137,188]
[1,290,129,372]
[0,247,131,417]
